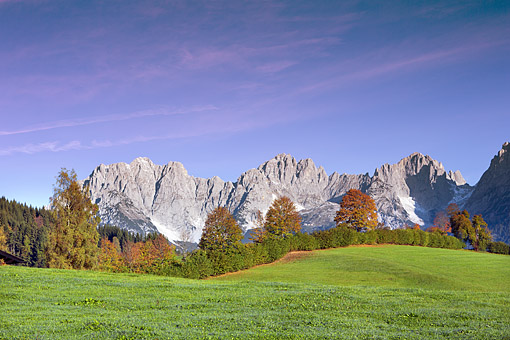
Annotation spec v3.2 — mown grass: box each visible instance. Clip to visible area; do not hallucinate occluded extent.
[213,245,510,292]
[0,245,509,339]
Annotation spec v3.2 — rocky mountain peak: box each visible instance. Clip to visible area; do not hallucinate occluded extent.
[465,142,510,243]
[496,142,509,162]
[83,151,481,243]
[447,170,466,186]
[398,152,445,177]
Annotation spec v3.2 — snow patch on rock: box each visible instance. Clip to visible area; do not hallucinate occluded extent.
[398,196,424,225]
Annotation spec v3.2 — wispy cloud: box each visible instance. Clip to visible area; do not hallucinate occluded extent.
[296,38,510,95]
[0,104,298,157]
[0,141,83,156]
[256,60,297,73]
[0,105,218,136]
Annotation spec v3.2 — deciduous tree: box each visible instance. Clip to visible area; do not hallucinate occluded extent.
[0,226,7,251]
[152,233,175,261]
[98,237,124,272]
[47,169,100,269]
[449,206,492,251]
[199,207,242,252]
[470,215,492,251]
[264,197,302,238]
[433,210,451,234]
[335,189,378,231]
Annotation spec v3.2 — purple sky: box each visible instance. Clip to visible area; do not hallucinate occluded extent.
[1,0,509,207]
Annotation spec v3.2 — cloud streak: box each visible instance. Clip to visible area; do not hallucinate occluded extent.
[0,103,298,157]
[296,38,510,95]
[0,105,218,136]
[0,140,83,156]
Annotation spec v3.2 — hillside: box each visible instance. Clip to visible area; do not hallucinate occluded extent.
[213,245,510,291]
[1,246,508,339]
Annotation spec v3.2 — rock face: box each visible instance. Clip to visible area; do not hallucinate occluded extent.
[465,142,510,243]
[83,152,474,243]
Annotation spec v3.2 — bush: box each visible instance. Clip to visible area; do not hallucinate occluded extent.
[328,226,359,247]
[375,229,396,244]
[443,235,465,250]
[262,237,291,262]
[359,230,377,245]
[180,250,214,279]
[247,243,269,266]
[488,241,510,255]
[394,229,414,245]
[290,233,319,251]
[312,229,334,249]
[415,230,429,247]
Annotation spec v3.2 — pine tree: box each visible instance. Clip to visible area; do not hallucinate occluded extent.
[47,169,100,269]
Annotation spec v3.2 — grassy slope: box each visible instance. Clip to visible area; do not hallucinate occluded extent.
[213,245,510,292]
[0,246,509,339]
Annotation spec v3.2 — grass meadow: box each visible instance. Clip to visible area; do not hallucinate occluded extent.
[1,245,509,339]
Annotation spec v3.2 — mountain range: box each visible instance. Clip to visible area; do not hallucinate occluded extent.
[83,143,510,243]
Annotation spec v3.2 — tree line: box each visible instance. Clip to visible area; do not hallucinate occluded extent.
[1,171,508,274]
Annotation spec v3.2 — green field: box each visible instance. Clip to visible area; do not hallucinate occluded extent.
[213,245,510,291]
[1,246,509,339]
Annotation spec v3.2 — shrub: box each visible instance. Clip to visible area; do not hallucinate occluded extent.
[416,230,429,247]
[290,233,319,251]
[180,250,214,279]
[488,241,510,255]
[328,226,358,247]
[375,229,396,244]
[262,237,291,262]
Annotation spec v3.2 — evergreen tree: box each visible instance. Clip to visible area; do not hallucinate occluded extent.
[47,169,100,269]
[0,197,51,266]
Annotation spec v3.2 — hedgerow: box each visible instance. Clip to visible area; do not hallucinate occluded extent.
[152,227,465,279]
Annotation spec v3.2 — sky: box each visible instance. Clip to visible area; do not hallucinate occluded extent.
[0,0,509,208]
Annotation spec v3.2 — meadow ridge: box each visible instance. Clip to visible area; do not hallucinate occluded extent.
[212,245,510,291]
[0,245,509,339]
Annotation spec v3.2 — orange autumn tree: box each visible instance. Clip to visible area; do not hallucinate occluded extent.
[334,189,378,231]
[199,207,243,252]
[264,196,302,239]
[98,237,124,272]
[428,210,451,235]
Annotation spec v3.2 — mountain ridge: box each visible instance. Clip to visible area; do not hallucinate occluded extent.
[83,148,500,242]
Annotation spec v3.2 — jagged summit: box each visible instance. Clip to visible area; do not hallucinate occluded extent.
[465,142,510,242]
[84,151,475,243]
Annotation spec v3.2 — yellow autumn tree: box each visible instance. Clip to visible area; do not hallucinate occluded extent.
[264,196,302,238]
[47,169,100,269]
[0,226,7,251]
